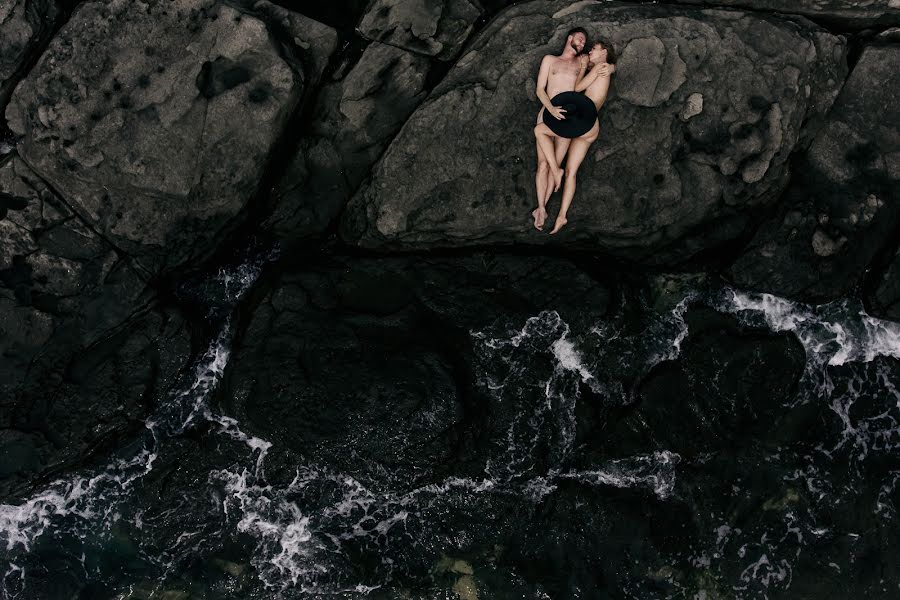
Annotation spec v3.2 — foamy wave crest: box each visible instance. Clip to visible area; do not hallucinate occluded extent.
[473,311,591,478]
[559,451,681,500]
[721,289,900,367]
[212,464,433,594]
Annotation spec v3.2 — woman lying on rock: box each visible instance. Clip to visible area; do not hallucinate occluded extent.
[534,40,616,234]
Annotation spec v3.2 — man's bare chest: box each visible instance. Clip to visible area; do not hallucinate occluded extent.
[549,60,580,79]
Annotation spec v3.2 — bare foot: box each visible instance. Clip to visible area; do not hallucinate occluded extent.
[552,167,565,193]
[531,207,547,230]
[549,216,568,234]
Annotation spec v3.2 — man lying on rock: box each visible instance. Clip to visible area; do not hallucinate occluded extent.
[532,31,616,234]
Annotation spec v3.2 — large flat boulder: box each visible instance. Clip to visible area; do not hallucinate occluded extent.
[265,41,431,240]
[4,0,332,273]
[357,0,483,59]
[341,1,846,263]
[666,0,900,29]
[728,44,900,301]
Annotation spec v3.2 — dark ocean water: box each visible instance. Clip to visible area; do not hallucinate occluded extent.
[2,254,899,599]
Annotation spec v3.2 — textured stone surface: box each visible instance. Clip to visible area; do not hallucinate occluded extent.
[250,0,339,87]
[265,42,431,240]
[0,154,190,496]
[666,0,900,29]
[341,1,846,263]
[0,0,60,107]
[729,44,900,301]
[357,0,483,59]
[5,0,311,273]
[0,0,59,110]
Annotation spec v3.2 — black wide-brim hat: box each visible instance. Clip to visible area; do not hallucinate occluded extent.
[542,91,596,139]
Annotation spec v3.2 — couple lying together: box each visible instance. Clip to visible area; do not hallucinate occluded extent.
[532,27,616,234]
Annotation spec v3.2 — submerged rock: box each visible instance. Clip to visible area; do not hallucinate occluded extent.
[341,1,846,262]
[222,254,610,482]
[871,248,900,321]
[357,0,483,60]
[728,44,900,301]
[4,0,327,273]
[265,42,430,241]
[0,154,190,497]
[608,307,806,457]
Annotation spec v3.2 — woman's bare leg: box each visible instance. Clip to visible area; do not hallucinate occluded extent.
[551,136,593,234]
[535,123,565,192]
[534,140,549,229]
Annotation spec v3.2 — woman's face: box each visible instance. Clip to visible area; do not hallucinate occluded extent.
[589,45,608,63]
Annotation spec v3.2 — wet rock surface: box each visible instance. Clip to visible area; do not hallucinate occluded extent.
[0,153,190,497]
[357,0,483,59]
[607,307,807,458]
[728,43,900,301]
[342,1,846,262]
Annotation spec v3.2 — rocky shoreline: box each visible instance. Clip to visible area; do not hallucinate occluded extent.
[1,0,900,596]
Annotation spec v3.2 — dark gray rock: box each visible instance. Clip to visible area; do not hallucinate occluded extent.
[666,0,900,29]
[341,1,846,263]
[249,0,339,86]
[0,154,190,496]
[0,0,59,108]
[265,41,431,241]
[4,0,320,274]
[357,0,482,60]
[728,44,900,301]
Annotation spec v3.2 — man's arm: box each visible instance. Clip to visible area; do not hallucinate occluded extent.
[535,56,565,119]
[574,55,589,87]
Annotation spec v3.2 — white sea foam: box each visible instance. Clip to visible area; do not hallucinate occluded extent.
[721,289,900,367]
[9,273,900,596]
[551,337,594,383]
[558,451,681,500]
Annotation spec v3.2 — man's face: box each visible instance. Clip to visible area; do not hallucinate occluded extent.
[569,32,586,53]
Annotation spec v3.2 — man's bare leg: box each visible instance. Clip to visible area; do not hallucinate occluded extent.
[543,135,571,207]
[534,123,564,192]
[533,141,549,230]
[551,138,591,234]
